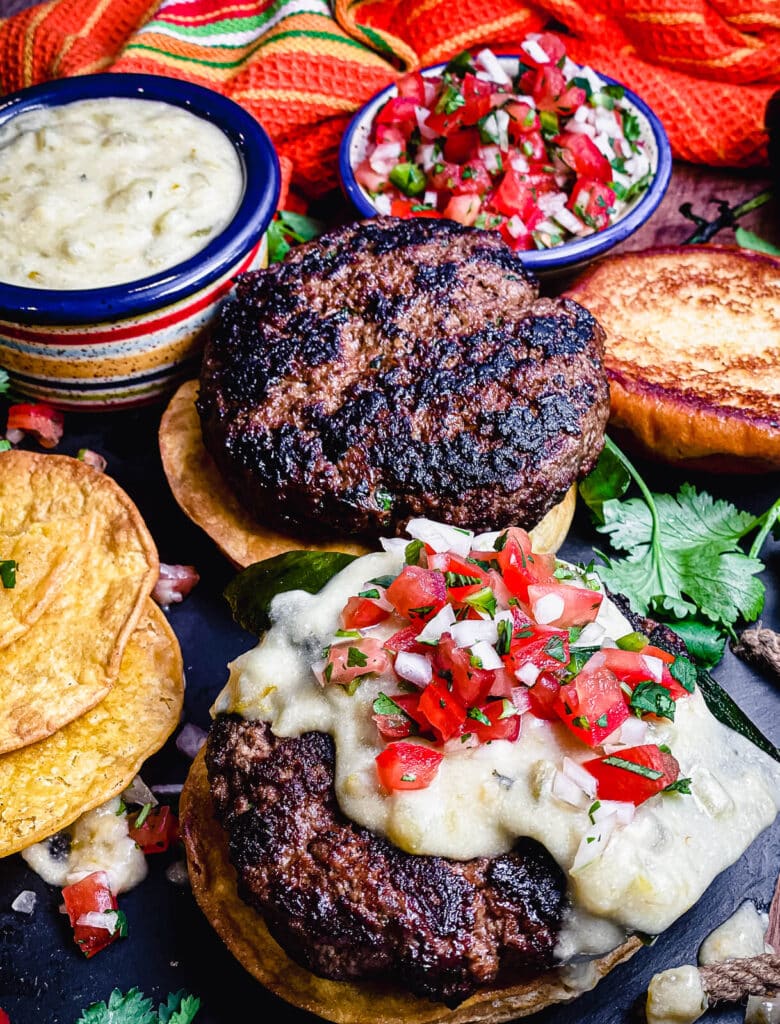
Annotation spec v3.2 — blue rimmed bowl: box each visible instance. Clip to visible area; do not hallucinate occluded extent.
[339,56,672,276]
[0,74,280,409]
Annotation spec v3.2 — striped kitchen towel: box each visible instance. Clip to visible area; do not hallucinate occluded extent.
[0,0,777,196]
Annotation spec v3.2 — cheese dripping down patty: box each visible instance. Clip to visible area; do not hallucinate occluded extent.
[212,550,780,957]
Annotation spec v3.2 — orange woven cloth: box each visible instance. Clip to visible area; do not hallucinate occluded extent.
[0,0,777,198]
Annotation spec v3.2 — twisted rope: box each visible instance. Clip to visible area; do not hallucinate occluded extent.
[733,623,780,681]
[699,954,780,1004]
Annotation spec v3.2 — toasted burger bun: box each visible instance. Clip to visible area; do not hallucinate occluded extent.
[159,380,577,568]
[564,246,780,473]
[181,750,640,1024]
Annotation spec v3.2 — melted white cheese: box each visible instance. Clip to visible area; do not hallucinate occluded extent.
[0,98,243,289]
[21,797,147,894]
[212,550,780,954]
[699,901,768,964]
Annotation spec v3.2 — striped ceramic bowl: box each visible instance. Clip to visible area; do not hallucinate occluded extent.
[0,74,280,410]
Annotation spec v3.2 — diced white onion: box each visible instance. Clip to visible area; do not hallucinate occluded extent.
[372,193,392,216]
[380,537,407,553]
[573,104,592,124]
[176,722,207,760]
[515,662,541,687]
[475,48,512,85]
[451,618,498,648]
[369,141,402,174]
[591,799,635,826]
[5,428,23,444]
[538,191,567,215]
[577,65,607,93]
[572,622,606,647]
[617,716,648,746]
[561,57,580,79]
[470,640,503,670]
[593,131,616,159]
[552,770,589,808]
[417,144,437,171]
[423,79,438,106]
[571,813,617,873]
[423,190,437,208]
[311,658,328,686]
[642,655,664,683]
[510,686,531,714]
[509,153,530,173]
[417,602,456,643]
[532,592,565,625]
[594,107,619,134]
[406,518,473,557]
[500,57,520,79]
[394,651,433,686]
[415,105,438,140]
[520,39,551,65]
[122,774,158,808]
[505,214,527,239]
[600,636,618,649]
[472,529,502,550]
[11,890,36,915]
[554,206,587,235]
[494,108,510,150]
[563,756,599,797]
[76,910,120,934]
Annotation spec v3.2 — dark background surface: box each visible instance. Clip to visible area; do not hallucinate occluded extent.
[0,400,777,1024]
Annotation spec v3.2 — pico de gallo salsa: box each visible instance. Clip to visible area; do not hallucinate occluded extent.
[355,35,653,250]
[314,520,693,821]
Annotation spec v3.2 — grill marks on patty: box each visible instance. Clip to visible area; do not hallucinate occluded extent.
[198,217,609,536]
[207,716,566,1004]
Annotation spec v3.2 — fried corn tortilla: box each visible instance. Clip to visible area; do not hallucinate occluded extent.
[0,451,159,753]
[0,600,183,857]
[159,380,575,569]
[181,751,640,1024]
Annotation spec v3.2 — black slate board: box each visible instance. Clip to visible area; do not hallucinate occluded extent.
[0,402,778,1024]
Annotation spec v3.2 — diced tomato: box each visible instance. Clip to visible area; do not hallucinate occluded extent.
[374,693,420,739]
[418,681,467,742]
[386,566,447,622]
[0,1008,9,1024]
[499,220,534,252]
[555,84,587,115]
[641,644,676,665]
[504,100,540,137]
[444,128,481,164]
[6,403,64,449]
[428,552,489,604]
[597,648,686,700]
[556,133,612,183]
[152,563,199,608]
[62,871,120,959]
[463,73,495,102]
[584,744,680,805]
[442,194,482,225]
[503,624,570,678]
[468,699,522,742]
[374,124,406,146]
[525,65,567,112]
[527,583,603,628]
[526,671,562,720]
[496,528,556,603]
[396,71,426,104]
[128,805,178,854]
[342,595,390,629]
[390,198,440,219]
[491,169,537,220]
[487,665,516,698]
[555,665,630,746]
[567,177,616,230]
[384,624,425,653]
[324,638,390,686]
[375,96,418,129]
[523,32,567,68]
[452,159,491,196]
[376,742,443,791]
[429,161,463,194]
[433,633,495,707]
[424,108,466,137]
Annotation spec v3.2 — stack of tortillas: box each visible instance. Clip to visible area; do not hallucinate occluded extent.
[0,450,184,857]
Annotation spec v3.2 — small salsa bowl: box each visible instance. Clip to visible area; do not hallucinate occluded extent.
[0,74,280,410]
[339,50,672,276]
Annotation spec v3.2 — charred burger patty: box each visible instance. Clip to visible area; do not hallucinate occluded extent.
[206,714,566,1005]
[198,217,609,537]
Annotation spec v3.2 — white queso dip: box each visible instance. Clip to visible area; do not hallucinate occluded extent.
[0,97,243,289]
[213,528,780,961]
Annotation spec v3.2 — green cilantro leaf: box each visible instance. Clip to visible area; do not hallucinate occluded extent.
[602,755,663,780]
[159,992,201,1024]
[663,777,692,795]
[347,646,368,668]
[467,706,492,727]
[405,539,424,566]
[667,619,726,668]
[76,988,158,1024]
[0,559,17,589]
[372,692,405,717]
[669,655,697,693]
[630,681,676,720]
[267,210,325,264]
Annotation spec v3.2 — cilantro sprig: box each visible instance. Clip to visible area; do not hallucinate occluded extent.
[580,438,779,653]
[267,210,325,264]
[76,988,199,1024]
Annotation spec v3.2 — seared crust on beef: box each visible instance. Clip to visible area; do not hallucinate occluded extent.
[198,217,609,538]
[206,715,566,1005]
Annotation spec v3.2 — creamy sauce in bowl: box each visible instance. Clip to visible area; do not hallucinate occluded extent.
[0,97,243,290]
[213,549,780,957]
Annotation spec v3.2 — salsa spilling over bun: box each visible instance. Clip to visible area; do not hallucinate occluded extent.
[354,36,654,248]
[183,519,780,1020]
